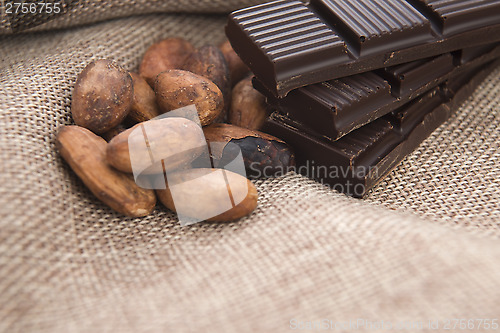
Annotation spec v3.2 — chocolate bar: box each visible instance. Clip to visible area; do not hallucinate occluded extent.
[226,0,500,97]
[258,43,500,141]
[261,61,498,197]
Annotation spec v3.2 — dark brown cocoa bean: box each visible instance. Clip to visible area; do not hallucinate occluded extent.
[182,45,231,120]
[71,59,133,134]
[219,40,250,86]
[101,124,127,142]
[128,72,161,124]
[229,76,269,131]
[139,37,195,86]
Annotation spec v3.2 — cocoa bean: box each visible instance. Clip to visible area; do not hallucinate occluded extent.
[156,168,258,222]
[219,40,250,86]
[71,59,133,134]
[107,117,206,174]
[203,123,295,178]
[139,37,195,86]
[229,76,269,131]
[154,70,224,126]
[183,45,232,120]
[56,125,156,217]
[101,124,127,142]
[128,72,160,124]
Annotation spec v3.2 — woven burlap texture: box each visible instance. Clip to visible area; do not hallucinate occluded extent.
[0,0,266,34]
[1,5,500,333]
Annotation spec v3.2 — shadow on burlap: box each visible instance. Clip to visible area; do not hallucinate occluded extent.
[1,1,499,332]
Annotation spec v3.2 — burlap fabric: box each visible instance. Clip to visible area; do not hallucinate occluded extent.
[1,1,500,332]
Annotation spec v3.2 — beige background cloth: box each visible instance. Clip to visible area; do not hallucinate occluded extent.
[1,1,499,332]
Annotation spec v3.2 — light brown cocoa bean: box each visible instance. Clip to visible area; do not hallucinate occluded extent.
[56,125,156,217]
[107,117,206,174]
[139,37,195,86]
[229,76,269,131]
[71,59,133,134]
[219,40,250,86]
[182,45,232,118]
[156,168,258,222]
[154,70,224,126]
[128,72,161,124]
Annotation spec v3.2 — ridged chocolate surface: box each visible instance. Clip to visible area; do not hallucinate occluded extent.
[229,0,348,80]
[329,119,394,163]
[236,1,343,60]
[406,0,500,35]
[305,73,389,110]
[227,0,500,97]
[267,72,393,137]
[310,0,433,55]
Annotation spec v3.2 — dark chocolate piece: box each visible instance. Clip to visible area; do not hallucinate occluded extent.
[261,61,498,197]
[226,0,500,97]
[454,44,498,65]
[441,62,493,110]
[309,0,433,56]
[378,53,454,97]
[260,72,394,140]
[385,88,444,136]
[260,43,500,141]
[406,0,500,36]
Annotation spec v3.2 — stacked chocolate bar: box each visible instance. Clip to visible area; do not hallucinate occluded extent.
[226,0,500,197]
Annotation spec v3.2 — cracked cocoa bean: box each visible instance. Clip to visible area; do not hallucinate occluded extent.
[203,123,295,178]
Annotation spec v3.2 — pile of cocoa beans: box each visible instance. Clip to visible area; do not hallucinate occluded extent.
[56,37,295,222]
